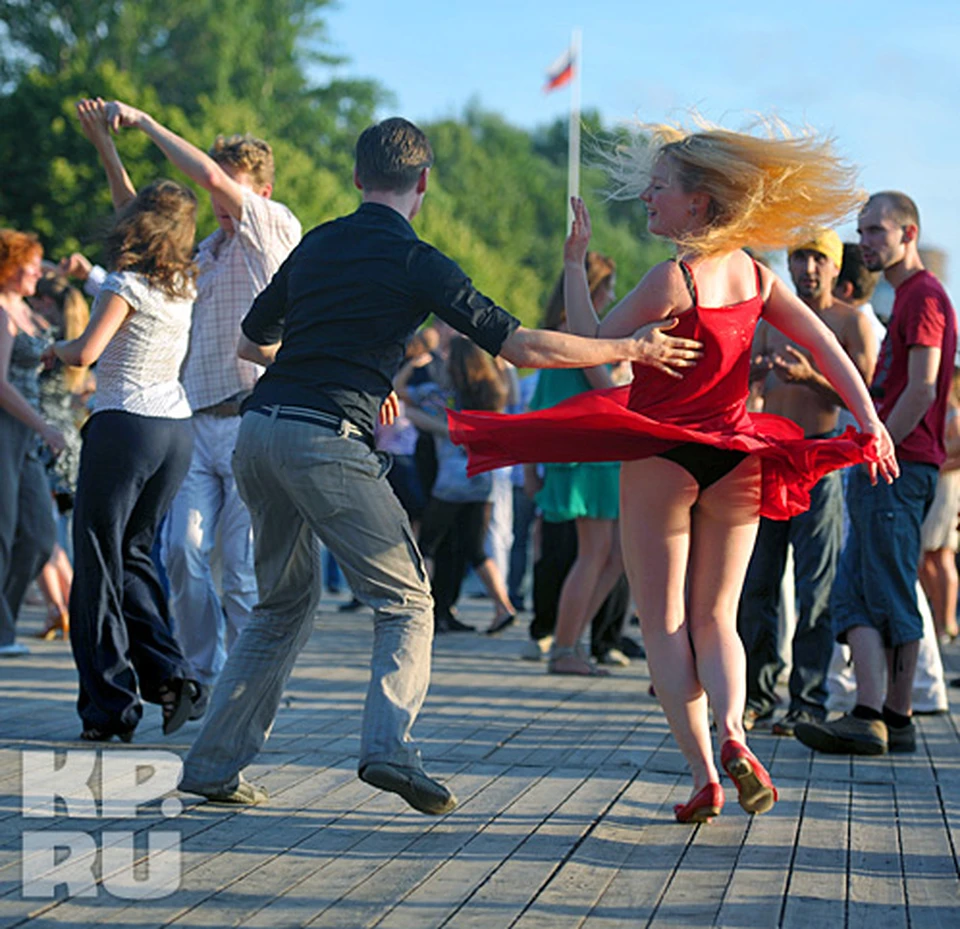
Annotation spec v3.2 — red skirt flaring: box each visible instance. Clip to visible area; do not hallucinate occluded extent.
[448,386,877,521]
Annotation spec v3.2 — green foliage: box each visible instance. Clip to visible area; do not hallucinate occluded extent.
[1,1,671,329]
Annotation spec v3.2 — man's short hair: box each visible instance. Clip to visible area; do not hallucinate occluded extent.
[866,191,921,234]
[355,118,434,194]
[209,134,275,190]
[837,242,880,303]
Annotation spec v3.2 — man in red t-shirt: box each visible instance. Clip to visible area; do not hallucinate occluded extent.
[796,191,957,756]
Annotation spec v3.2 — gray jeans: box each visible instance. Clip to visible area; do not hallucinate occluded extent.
[0,411,56,646]
[180,409,434,794]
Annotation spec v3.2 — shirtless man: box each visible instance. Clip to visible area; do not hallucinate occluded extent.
[739,228,878,735]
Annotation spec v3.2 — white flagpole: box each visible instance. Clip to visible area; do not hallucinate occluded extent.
[566,27,582,230]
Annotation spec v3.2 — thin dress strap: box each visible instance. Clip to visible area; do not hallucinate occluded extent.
[676,258,698,305]
[752,258,763,300]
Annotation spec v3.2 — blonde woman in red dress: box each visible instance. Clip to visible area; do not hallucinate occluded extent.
[451,123,899,822]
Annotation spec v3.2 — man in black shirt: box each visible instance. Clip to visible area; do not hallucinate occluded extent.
[179,118,701,813]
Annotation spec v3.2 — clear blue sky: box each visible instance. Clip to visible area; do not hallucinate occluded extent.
[323,0,960,282]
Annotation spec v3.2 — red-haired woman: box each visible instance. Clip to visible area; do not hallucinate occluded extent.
[0,230,66,657]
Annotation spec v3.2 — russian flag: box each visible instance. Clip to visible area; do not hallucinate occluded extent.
[543,46,575,92]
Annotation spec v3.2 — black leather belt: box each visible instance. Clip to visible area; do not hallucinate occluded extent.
[249,404,367,442]
[195,392,250,417]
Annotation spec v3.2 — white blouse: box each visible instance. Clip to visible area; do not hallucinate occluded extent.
[92,271,193,419]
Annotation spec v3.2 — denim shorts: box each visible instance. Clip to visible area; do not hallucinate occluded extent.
[831,460,938,647]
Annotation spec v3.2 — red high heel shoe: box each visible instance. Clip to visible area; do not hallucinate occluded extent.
[674,782,724,823]
[720,740,778,814]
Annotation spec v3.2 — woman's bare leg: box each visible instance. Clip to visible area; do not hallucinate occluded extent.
[475,557,516,624]
[553,518,621,647]
[920,549,959,640]
[685,458,761,746]
[36,544,71,638]
[619,458,717,791]
[550,518,622,672]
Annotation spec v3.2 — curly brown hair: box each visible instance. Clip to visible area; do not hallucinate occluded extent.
[209,134,275,189]
[0,229,43,288]
[105,180,197,299]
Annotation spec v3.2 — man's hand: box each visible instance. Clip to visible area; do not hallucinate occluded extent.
[563,196,592,267]
[379,391,400,426]
[104,100,148,132]
[75,98,113,147]
[750,353,774,384]
[772,344,816,384]
[631,318,703,379]
[57,252,92,282]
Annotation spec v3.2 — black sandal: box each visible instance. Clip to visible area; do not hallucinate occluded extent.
[158,678,201,736]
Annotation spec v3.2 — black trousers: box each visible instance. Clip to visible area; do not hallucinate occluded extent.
[70,411,194,732]
[531,519,628,656]
[418,497,492,621]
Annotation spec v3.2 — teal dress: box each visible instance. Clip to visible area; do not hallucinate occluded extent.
[530,368,620,523]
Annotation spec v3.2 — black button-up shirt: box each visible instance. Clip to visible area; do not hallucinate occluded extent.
[242,201,520,440]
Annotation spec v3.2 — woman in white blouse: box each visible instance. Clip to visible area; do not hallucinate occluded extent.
[45,99,201,741]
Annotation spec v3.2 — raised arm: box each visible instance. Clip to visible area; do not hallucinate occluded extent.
[562,197,691,339]
[76,98,136,211]
[105,101,248,221]
[760,267,897,483]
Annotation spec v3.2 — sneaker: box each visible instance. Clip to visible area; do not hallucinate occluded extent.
[0,642,30,657]
[887,721,917,753]
[596,647,631,667]
[520,636,551,661]
[743,705,774,732]
[771,708,822,737]
[794,713,888,755]
[359,762,457,815]
[338,597,364,613]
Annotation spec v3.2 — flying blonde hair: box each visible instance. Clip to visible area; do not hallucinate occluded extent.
[603,117,865,257]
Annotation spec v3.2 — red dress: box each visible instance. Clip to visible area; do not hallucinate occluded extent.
[448,279,877,521]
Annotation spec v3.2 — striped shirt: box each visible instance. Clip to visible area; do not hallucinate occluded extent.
[182,189,301,411]
[93,271,193,419]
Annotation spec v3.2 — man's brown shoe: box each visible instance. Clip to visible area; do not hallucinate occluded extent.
[794,713,887,755]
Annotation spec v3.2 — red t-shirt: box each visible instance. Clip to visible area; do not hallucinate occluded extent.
[871,270,957,466]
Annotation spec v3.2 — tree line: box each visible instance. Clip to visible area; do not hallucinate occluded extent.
[0,0,669,325]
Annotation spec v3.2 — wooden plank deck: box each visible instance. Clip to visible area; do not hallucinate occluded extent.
[1,597,958,928]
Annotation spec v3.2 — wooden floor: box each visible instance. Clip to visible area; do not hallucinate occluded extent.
[1,596,959,928]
